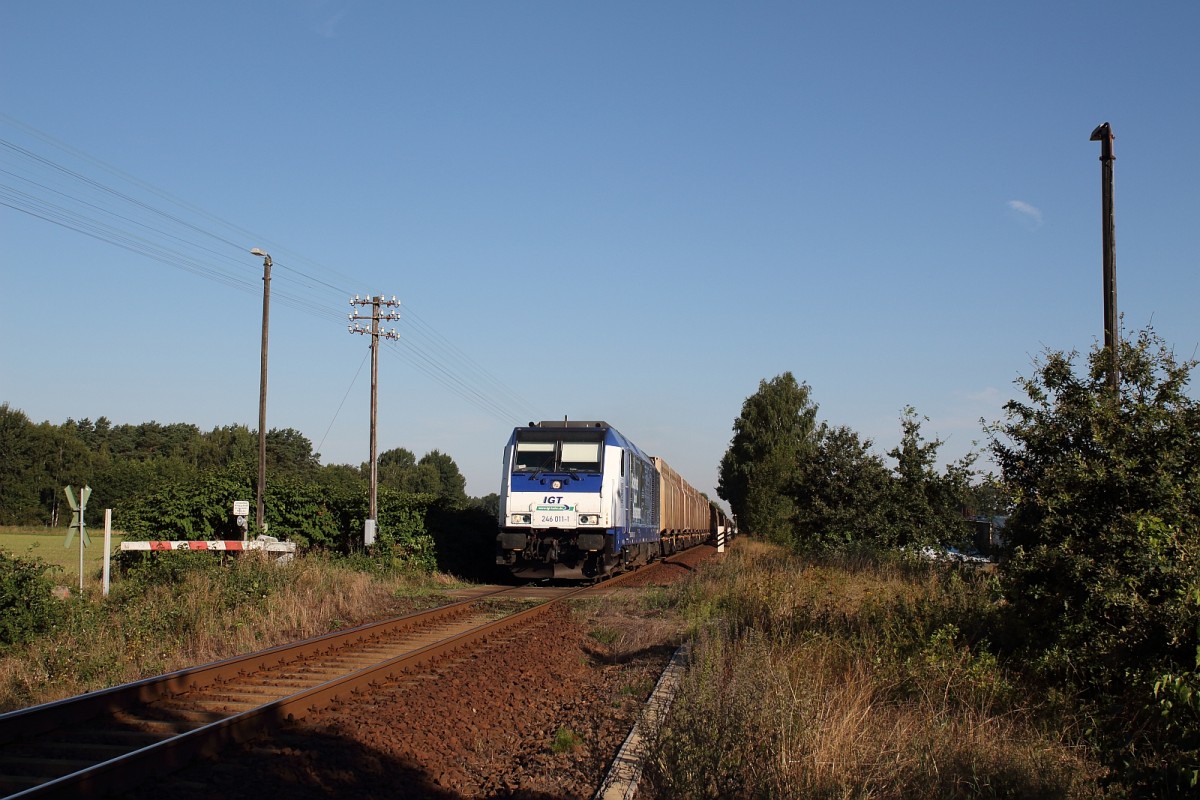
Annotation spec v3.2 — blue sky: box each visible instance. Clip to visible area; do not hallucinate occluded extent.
[3,1,1198,500]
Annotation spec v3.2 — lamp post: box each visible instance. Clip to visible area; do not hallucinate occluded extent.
[250,247,272,534]
[1090,123,1118,394]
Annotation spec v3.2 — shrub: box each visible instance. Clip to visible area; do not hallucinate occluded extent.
[0,551,63,649]
[990,328,1200,792]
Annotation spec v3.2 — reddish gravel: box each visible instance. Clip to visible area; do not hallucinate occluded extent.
[140,546,720,800]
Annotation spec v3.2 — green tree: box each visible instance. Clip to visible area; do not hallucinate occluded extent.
[265,427,320,477]
[964,474,1009,520]
[120,467,250,539]
[883,407,974,548]
[717,373,818,545]
[377,447,417,492]
[473,492,500,520]
[417,450,467,505]
[42,421,93,526]
[989,327,1200,792]
[406,462,443,496]
[101,421,202,463]
[316,462,365,494]
[0,404,43,524]
[792,423,891,551]
[376,448,467,504]
[198,424,257,470]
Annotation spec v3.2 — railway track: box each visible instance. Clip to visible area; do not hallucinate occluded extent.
[0,567,658,799]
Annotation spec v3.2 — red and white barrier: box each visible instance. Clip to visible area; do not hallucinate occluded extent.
[120,538,296,554]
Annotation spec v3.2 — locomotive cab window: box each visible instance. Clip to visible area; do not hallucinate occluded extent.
[560,442,601,472]
[513,442,555,472]
[512,430,605,474]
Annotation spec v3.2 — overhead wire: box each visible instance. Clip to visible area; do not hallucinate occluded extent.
[316,348,370,458]
[0,117,541,429]
[1,113,366,294]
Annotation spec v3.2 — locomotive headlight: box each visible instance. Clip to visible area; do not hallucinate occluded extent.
[579,514,597,525]
[511,514,531,525]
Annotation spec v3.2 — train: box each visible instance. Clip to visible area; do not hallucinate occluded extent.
[495,420,735,579]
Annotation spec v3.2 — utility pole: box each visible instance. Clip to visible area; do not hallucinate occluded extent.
[1090,123,1119,394]
[348,294,400,547]
[250,248,273,533]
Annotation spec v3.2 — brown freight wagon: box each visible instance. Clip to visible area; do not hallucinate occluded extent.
[652,456,710,548]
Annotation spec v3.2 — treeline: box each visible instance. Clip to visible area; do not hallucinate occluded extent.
[717,373,992,552]
[716,327,1200,795]
[0,407,497,572]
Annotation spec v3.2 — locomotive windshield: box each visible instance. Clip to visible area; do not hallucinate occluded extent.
[513,430,604,474]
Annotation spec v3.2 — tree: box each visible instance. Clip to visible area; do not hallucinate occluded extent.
[198,424,257,470]
[418,450,467,505]
[792,423,891,551]
[406,463,443,496]
[989,327,1200,792]
[376,448,467,504]
[0,404,44,524]
[717,373,818,545]
[883,407,974,548]
[473,492,500,520]
[377,447,417,492]
[265,427,320,477]
[316,462,365,494]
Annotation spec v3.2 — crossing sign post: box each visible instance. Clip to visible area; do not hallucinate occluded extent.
[64,485,92,591]
[233,500,250,540]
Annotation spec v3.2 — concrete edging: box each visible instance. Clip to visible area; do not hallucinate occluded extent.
[594,641,692,800]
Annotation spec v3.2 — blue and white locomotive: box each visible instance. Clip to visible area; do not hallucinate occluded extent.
[496,420,723,579]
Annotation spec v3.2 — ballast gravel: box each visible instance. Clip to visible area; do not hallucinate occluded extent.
[137,545,717,800]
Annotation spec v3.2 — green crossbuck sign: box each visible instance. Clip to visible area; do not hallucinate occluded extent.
[64,485,92,548]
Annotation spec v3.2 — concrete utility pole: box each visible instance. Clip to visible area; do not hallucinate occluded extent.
[349,294,400,547]
[1090,123,1119,393]
[250,248,273,532]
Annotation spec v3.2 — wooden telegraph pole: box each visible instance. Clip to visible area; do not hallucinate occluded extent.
[250,248,273,533]
[348,294,400,547]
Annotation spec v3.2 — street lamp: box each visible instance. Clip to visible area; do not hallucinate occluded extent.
[1089,123,1118,394]
[250,248,272,535]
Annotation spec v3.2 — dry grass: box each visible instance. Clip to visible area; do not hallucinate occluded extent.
[575,592,687,666]
[644,541,1106,799]
[0,553,450,712]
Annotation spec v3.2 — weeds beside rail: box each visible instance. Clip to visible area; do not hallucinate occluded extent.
[644,541,1105,799]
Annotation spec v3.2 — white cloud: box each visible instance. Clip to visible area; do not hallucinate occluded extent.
[1006,200,1044,229]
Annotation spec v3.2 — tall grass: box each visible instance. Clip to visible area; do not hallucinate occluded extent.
[0,552,452,712]
[645,541,1105,799]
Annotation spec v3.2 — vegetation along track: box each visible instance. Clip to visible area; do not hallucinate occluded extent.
[0,561,674,799]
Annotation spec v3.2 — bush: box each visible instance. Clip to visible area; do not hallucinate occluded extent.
[990,327,1200,793]
[0,551,63,649]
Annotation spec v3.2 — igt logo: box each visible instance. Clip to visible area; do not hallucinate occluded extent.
[543,496,563,504]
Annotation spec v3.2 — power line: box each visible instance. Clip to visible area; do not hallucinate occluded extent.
[0,117,541,428]
[316,349,370,457]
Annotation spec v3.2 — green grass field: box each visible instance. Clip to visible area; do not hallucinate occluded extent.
[0,526,125,579]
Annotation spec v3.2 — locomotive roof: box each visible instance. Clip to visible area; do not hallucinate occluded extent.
[529,420,611,429]
[507,421,652,463]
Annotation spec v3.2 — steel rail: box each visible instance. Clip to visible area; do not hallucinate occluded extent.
[0,584,529,799]
[0,576,643,799]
